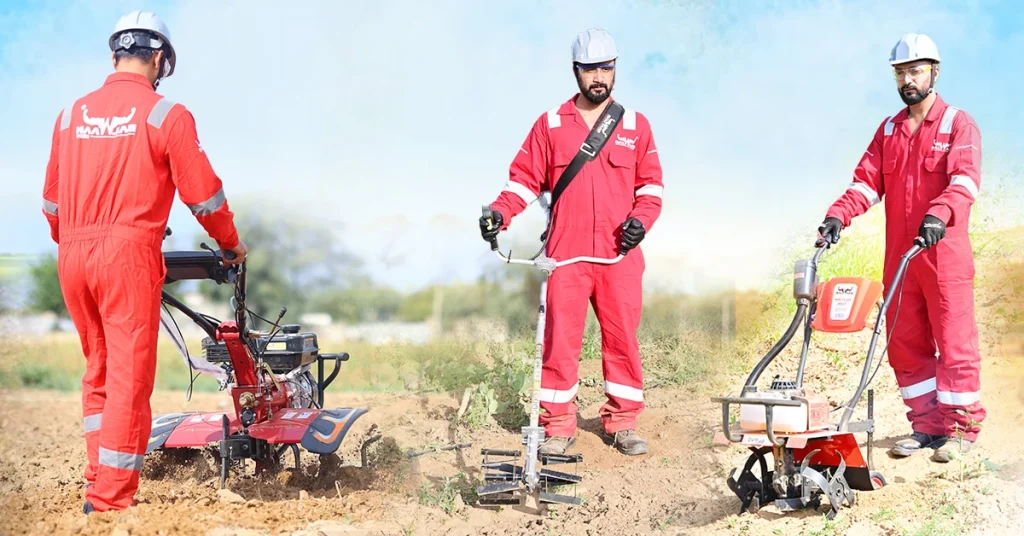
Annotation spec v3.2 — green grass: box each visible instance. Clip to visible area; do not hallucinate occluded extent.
[0,255,33,280]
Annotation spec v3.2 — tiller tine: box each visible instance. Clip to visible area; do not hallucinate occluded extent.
[539,453,583,465]
[539,467,583,487]
[539,491,582,506]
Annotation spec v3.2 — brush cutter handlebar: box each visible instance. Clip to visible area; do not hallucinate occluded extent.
[480,205,624,269]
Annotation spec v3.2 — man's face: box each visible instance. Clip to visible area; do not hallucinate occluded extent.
[893,59,937,105]
[575,61,616,104]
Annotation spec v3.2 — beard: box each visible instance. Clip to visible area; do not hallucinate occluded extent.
[585,83,606,104]
[899,82,930,105]
[579,78,614,104]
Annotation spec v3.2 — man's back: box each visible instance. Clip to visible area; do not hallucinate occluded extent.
[50,72,178,243]
[45,71,238,250]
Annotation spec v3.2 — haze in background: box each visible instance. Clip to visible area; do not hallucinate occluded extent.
[2,0,1021,294]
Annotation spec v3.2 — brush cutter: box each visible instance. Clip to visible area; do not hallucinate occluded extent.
[474,199,625,508]
[147,227,369,487]
[712,234,924,520]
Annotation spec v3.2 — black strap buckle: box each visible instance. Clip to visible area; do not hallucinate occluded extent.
[579,142,598,158]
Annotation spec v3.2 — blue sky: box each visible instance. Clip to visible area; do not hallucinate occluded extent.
[1,0,1021,293]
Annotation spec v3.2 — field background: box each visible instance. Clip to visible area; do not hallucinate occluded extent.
[1,193,1023,535]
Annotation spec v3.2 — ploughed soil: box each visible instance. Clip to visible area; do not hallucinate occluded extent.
[2,235,1022,535]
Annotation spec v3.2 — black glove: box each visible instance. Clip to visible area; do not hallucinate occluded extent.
[917,214,946,249]
[479,209,503,242]
[620,218,646,254]
[818,217,843,245]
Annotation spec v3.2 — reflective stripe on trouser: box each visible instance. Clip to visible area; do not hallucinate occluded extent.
[539,256,645,437]
[59,234,163,511]
[885,260,985,442]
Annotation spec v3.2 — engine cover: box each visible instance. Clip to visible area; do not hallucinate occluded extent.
[203,326,319,374]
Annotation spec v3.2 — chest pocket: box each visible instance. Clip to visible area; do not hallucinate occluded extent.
[924,106,959,175]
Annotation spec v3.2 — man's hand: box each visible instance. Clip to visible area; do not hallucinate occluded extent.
[916,215,946,249]
[620,217,646,254]
[222,240,248,265]
[818,217,843,245]
[480,210,503,243]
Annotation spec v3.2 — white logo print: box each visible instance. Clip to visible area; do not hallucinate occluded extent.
[75,105,138,139]
[932,140,950,153]
[614,134,638,150]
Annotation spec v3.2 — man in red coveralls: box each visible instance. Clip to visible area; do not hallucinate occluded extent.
[818,33,983,463]
[41,11,247,513]
[479,29,663,456]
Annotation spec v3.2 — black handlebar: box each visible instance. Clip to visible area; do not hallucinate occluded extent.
[481,206,499,251]
[223,250,237,261]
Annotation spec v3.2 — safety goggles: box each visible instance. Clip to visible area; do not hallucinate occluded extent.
[893,64,932,80]
[576,62,616,72]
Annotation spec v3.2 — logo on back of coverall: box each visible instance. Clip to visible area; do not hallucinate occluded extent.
[76,105,138,139]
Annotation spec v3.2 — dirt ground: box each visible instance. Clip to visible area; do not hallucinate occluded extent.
[2,245,1023,535]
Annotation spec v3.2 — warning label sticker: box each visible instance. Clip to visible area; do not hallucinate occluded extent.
[830,283,858,321]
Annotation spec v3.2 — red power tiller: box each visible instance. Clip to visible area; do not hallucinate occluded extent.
[712,235,923,519]
[148,228,370,487]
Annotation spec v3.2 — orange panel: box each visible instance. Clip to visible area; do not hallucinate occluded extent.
[811,277,883,333]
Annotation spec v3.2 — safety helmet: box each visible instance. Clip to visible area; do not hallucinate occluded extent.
[889,33,940,65]
[572,28,618,65]
[109,10,176,78]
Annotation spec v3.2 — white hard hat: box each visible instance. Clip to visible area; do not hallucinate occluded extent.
[572,28,618,65]
[109,10,176,78]
[889,33,940,65]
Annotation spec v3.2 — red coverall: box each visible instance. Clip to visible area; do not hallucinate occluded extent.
[825,94,985,441]
[42,72,240,511]
[489,94,664,436]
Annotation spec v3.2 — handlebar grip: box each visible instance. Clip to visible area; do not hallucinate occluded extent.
[481,205,499,251]
[223,250,237,261]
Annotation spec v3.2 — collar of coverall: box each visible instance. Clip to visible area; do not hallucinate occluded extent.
[558,93,618,125]
[103,71,157,90]
[889,92,946,123]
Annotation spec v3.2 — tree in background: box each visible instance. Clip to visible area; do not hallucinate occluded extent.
[27,253,68,317]
[194,208,364,323]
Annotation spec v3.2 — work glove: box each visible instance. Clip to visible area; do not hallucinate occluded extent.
[916,215,946,249]
[479,209,503,243]
[817,217,843,245]
[619,217,646,254]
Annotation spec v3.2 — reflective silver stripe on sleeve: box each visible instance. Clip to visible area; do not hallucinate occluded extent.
[188,188,226,216]
[83,414,102,433]
[936,389,980,406]
[883,116,895,136]
[847,181,880,206]
[622,109,636,130]
[635,185,663,199]
[147,97,177,128]
[939,106,960,135]
[98,447,144,471]
[501,180,538,205]
[537,382,579,404]
[899,377,936,400]
[60,103,75,131]
[605,381,643,402]
[43,200,58,216]
[547,108,561,128]
[950,175,979,199]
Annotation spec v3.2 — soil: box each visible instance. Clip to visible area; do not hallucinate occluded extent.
[2,245,1022,536]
